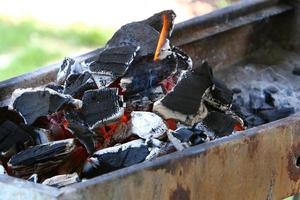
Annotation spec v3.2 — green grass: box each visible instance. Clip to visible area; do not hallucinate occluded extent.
[0,17,114,81]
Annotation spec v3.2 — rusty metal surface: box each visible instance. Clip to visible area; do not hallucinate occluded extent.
[59,113,300,200]
[0,0,298,199]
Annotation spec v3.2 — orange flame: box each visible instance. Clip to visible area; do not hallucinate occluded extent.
[154,14,169,61]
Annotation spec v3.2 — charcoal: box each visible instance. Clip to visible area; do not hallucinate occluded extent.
[192,122,215,139]
[153,61,213,125]
[172,128,193,143]
[81,139,149,178]
[45,83,64,93]
[211,78,233,105]
[0,106,24,125]
[66,120,96,154]
[292,66,300,76]
[63,71,98,98]
[11,88,82,125]
[202,111,239,137]
[81,88,124,129]
[245,115,265,127]
[89,45,139,77]
[120,54,177,95]
[263,88,275,106]
[129,111,167,139]
[57,57,88,85]
[249,89,265,111]
[42,173,80,188]
[34,128,51,145]
[232,88,242,94]
[172,46,192,70]
[258,107,295,122]
[167,131,190,151]
[0,120,32,154]
[90,72,115,88]
[190,133,209,145]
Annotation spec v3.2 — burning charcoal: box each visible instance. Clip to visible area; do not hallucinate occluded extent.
[292,66,300,76]
[232,88,242,94]
[57,57,88,85]
[27,174,38,183]
[167,130,190,151]
[202,111,239,137]
[45,83,64,93]
[129,111,167,139]
[63,71,98,99]
[81,88,124,129]
[153,61,213,125]
[107,10,175,59]
[42,173,80,188]
[66,120,96,154]
[89,45,140,77]
[81,139,149,178]
[0,120,33,155]
[120,54,177,95]
[8,139,75,178]
[10,88,82,125]
[258,107,295,122]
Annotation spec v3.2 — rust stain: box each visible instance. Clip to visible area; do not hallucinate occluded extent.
[169,184,191,200]
[287,143,300,182]
[246,135,259,159]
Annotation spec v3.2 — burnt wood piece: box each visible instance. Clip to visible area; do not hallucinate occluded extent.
[258,107,295,122]
[89,45,139,77]
[202,111,239,137]
[0,120,32,153]
[82,139,149,178]
[120,54,177,95]
[56,58,88,85]
[8,139,75,178]
[63,71,98,99]
[106,10,175,59]
[12,88,82,125]
[81,88,124,129]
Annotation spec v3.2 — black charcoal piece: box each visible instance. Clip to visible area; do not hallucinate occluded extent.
[67,120,95,154]
[57,57,87,85]
[172,46,192,70]
[211,78,233,105]
[292,67,300,76]
[190,133,208,146]
[89,46,139,77]
[203,111,239,137]
[0,120,32,153]
[172,128,193,143]
[81,88,124,128]
[232,88,242,94]
[12,88,81,125]
[258,107,294,122]
[263,88,276,106]
[9,139,75,166]
[245,115,265,127]
[63,71,98,98]
[45,83,64,93]
[120,54,177,95]
[0,106,24,125]
[153,61,213,124]
[91,72,115,88]
[249,89,265,111]
[82,139,149,178]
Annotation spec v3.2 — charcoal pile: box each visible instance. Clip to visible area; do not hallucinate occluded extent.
[0,10,272,187]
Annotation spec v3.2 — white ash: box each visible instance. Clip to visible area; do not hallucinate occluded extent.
[42,173,79,188]
[0,165,6,175]
[129,111,167,139]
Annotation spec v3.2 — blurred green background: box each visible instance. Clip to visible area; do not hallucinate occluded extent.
[0,0,235,81]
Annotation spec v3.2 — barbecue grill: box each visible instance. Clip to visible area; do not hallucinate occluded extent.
[0,0,299,199]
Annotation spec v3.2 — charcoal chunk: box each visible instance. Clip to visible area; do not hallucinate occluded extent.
[11,88,82,125]
[81,88,124,128]
[45,83,64,93]
[245,115,265,127]
[249,89,265,111]
[258,107,294,122]
[63,71,98,98]
[211,78,233,105]
[172,128,193,143]
[89,46,139,77]
[82,139,149,178]
[0,106,24,125]
[0,120,32,153]
[202,111,239,137]
[120,54,177,95]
